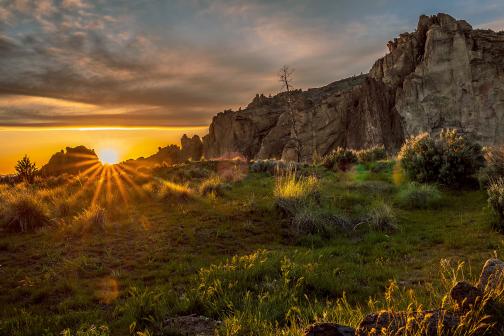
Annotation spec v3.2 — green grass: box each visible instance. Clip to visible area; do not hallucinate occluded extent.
[0,161,502,335]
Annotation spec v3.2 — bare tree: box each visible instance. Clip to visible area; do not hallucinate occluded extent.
[279,65,300,156]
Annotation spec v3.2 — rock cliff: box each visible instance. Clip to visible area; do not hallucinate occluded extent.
[202,13,504,161]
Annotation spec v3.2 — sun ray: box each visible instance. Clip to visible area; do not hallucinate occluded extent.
[114,165,145,197]
[105,166,115,205]
[53,158,101,172]
[110,165,129,204]
[72,163,103,199]
[92,166,107,205]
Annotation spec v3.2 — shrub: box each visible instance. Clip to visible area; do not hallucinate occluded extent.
[478,146,504,188]
[199,175,227,196]
[395,182,443,209]
[73,205,107,233]
[398,129,484,186]
[15,155,38,184]
[355,145,387,163]
[322,147,357,171]
[273,170,319,216]
[488,178,504,231]
[0,190,50,232]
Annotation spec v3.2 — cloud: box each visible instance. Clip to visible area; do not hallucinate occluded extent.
[0,0,500,127]
[477,19,504,31]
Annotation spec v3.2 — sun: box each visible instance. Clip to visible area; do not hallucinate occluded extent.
[97,148,119,165]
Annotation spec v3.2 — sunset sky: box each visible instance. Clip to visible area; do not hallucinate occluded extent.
[0,0,503,172]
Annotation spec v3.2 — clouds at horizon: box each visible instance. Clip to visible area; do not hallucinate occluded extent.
[0,0,503,127]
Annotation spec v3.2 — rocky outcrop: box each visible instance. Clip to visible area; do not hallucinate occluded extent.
[202,13,504,161]
[40,146,101,176]
[181,134,203,161]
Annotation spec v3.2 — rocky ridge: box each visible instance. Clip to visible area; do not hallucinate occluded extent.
[201,13,504,161]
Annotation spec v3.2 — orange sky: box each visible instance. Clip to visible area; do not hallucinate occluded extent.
[0,127,207,174]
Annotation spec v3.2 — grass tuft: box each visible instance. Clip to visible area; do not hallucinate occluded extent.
[273,170,319,216]
[72,205,107,233]
[199,175,227,197]
[395,182,443,209]
[359,200,397,232]
[0,190,50,232]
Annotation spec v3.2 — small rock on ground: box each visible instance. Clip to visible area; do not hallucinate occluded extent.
[163,314,221,336]
[304,323,355,336]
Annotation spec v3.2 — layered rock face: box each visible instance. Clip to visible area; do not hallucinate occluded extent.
[202,13,504,161]
[373,13,504,143]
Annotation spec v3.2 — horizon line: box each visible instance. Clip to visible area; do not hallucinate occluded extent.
[0,125,209,132]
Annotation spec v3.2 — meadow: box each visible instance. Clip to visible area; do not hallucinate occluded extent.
[0,137,503,335]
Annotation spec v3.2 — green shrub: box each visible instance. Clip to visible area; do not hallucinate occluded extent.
[355,145,387,163]
[0,190,50,232]
[322,147,357,171]
[488,178,504,231]
[478,146,504,188]
[398,129,484,186]
[395,182,443,209]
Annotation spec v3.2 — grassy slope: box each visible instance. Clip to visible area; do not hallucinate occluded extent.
[0,164,502,335]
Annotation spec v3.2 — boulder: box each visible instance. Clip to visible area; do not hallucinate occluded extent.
[449,281,483,311]
[304,323,355,336]
[355,310,460,336]
[477,258,504,292]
